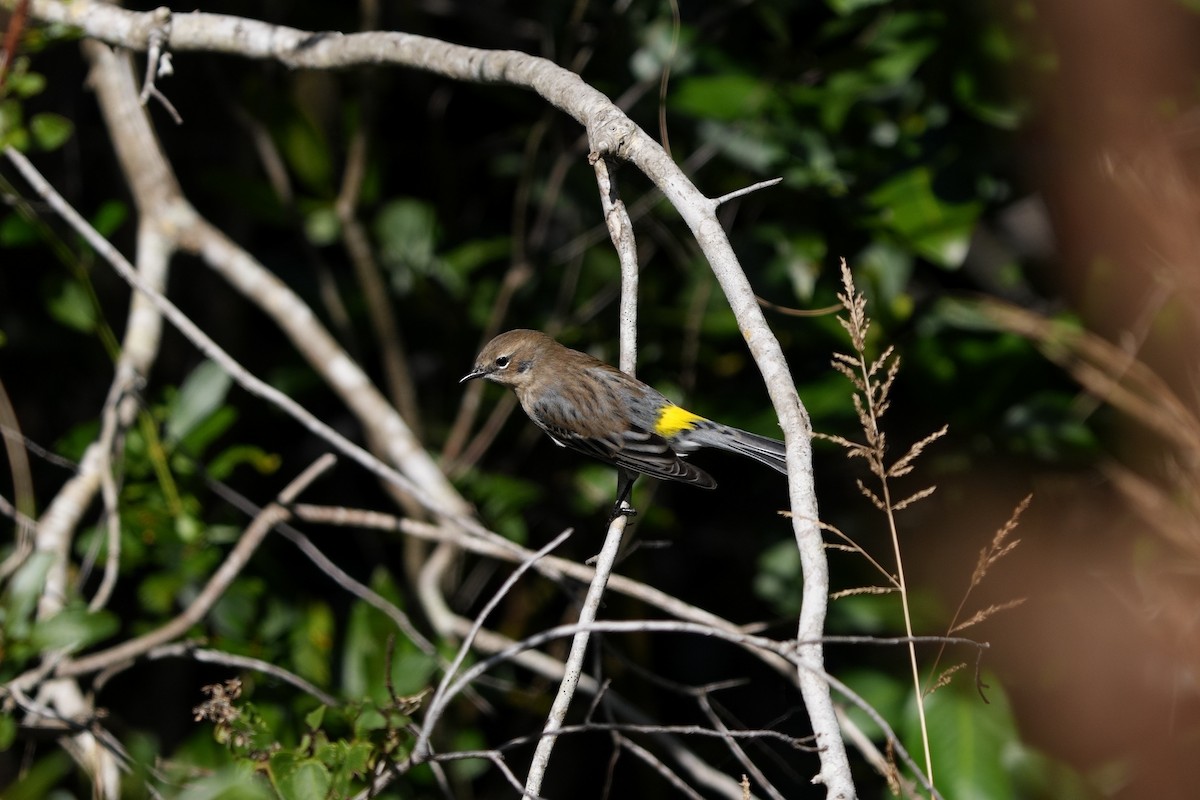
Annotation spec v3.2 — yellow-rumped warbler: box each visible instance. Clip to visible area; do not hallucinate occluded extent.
[461,329,787,514]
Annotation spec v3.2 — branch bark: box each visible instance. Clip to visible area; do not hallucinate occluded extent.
[7,2,854,795]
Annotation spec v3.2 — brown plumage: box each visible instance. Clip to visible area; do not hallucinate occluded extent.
[462,330,787,513]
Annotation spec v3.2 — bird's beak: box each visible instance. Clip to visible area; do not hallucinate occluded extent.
[460,367,486,384]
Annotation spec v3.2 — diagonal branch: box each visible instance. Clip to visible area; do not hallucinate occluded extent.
[9,2,851,793]
[30,455,335,681]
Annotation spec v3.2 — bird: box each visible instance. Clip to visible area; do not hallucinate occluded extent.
[460,329,787,517]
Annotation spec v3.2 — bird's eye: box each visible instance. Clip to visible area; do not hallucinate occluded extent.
[495,356,510,369]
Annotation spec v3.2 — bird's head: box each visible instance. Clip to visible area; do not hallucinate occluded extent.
[460,329,555,390]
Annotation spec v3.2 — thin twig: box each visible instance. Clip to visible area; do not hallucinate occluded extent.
[712,177,783,207]
[414,528,573,762]
[2,147,458,522]
[525,159,640,792]
[91,642,340,707]
[505,721,810,750]
[591,155,640,374]
[136,7,181,123]
[0,378,36,580]
[429,618,940,798]
[292,505,797,675]
[619,734,706,800]
[16,455,335,682]
[524,515,629,795]
[84,365,136,612]
[696,691,788,800]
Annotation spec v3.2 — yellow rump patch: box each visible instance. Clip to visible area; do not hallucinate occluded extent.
[655,404,706,437]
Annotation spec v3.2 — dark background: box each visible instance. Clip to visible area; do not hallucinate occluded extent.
[3,1,1200,797]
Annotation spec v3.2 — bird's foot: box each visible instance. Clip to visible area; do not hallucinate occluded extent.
[607,501,637,523]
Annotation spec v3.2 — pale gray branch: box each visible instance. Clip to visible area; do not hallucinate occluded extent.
[10,455,335,682]
[524,514,629,795]
[10,2,852,793]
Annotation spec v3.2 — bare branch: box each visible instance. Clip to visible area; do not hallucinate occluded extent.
[26,455,334,681]
[3,146,464,522]
[525,514,630,795]
[123,642,339,707]
[415,528,574,762]
[713,177,784,207]
[296,505,797,676]
[619,735,707,800]
[11,3,851,792]
[136,7,181,123]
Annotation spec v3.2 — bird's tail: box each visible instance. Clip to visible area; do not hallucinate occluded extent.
[685,422,788,474]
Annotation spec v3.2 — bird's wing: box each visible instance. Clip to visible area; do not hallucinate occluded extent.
[530,401,716,489]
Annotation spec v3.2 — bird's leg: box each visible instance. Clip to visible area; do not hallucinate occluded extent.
[609,469,638,522]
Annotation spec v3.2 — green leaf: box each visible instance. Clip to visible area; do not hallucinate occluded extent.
[211,578,266,640]
[0,99,27,149]
[760,228,827,301]
[90,200,129,239]
[174,512,204,545]
[630,18,695,81]
[753,539,802,617]
[826,0,890,13]
[441,236,510,278]
[138,571,184,615]
[176,763,273,800]
[858,239,914,316]
[910,680,1019,798]
[291,601,335,686]
[1001,391,1101,461]
[322,739,375,797]
[303,204,340,246]
[782,128,847,192]
[305,705,326,731]
[1011,746,1104,799]
[341,569,436,701]
[839,669,909,739]
[341,740,373,775]
[0,212,39,246]
[174,405,238,459]
[343,599,379,700]
[5,69,46,100]
[270,753,332,800]
[5,552,56,640]
[282,119,333,194]
[375,198,441,292]
[2,751,72,800]
[954,68,1027,129]
[826,595,896,635]
[697,119,785,172]
[673,74,777,121]
[868,167,981,268]
[352,705,389,738]
[868,36,938,86]
[449,727,488,781]
[0,711,16,750]
[30,607,119,652]
[813,70,876,131]
[797,370,863,424]
[46,279,96,333]
[167,360,233,444]
[456,470,539,544]
[29,113,73,151]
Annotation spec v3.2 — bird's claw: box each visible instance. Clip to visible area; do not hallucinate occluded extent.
[608,502,637,523]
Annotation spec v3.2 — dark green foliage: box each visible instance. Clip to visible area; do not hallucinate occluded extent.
[0,0,1141,797]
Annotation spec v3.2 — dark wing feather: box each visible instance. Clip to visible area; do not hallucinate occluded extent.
[530,398,716,489]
